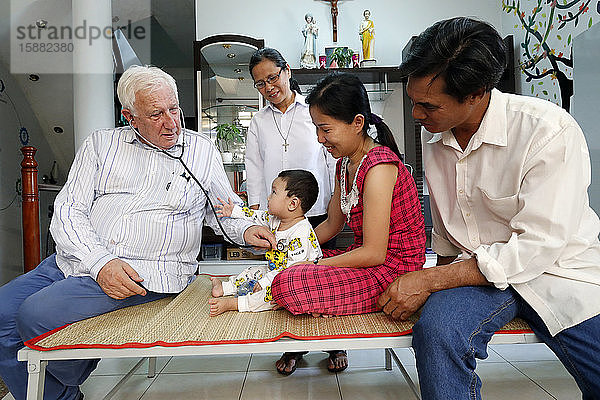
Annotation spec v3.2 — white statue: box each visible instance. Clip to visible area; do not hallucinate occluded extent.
[300,13,318,69]
[359,9,375,61]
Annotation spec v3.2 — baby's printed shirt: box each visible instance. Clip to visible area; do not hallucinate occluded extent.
[230,206,322,290]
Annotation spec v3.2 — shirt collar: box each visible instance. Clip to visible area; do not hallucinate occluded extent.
[426,89,507,149]
[475,89,507,147]
[267,91,307,114]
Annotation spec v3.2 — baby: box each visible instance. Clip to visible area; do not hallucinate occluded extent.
[209,169,322,316]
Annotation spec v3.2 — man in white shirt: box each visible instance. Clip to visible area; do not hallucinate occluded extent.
[0,65,276,400]
[377,17,600,399]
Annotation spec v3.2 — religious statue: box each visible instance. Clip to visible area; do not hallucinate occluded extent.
[359,9,375,61]
[301,13,319,69]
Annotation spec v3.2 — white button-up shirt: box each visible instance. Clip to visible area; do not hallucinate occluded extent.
[51,127,253,293]
[423,89,600,335]
[245,92,336,217]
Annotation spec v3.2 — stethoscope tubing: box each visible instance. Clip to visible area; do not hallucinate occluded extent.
[127,109,251,248]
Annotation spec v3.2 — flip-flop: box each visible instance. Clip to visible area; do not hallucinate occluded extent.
[326,350,348,373]
[276,351,307,376]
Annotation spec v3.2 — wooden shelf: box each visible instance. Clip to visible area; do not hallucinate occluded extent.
[291,66,405,86]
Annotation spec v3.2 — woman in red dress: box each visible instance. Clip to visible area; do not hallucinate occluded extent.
[271,73,426,371]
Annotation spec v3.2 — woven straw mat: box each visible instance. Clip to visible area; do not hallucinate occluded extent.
[29,276,531,350]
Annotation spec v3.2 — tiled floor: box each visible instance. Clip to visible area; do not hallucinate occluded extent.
[2,343,581,399]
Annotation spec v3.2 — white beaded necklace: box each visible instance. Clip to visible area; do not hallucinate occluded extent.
[340,155,368,222]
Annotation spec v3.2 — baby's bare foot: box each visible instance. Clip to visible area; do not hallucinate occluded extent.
[208,297,238,316]
[210,277,224,297]
[311,312,334,318]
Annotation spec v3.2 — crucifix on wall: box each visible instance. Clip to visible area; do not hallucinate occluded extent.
[319,0,347,42]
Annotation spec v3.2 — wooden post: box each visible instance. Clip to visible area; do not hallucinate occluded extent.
[21,146,40,273]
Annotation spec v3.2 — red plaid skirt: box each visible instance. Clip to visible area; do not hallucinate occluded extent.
[272,147,425,315]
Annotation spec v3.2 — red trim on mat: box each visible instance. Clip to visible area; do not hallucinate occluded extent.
[24,327,534,352]
[24,273,534,352]
[25,329,413,351]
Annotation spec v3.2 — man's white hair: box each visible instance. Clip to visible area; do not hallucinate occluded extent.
[117,65,179,115]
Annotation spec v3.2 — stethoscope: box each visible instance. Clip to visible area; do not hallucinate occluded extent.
[126,108,251,248]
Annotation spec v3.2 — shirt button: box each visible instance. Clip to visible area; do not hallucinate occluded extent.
[466,212,471,217]
[459,189,464,194]
[110,240,116,245]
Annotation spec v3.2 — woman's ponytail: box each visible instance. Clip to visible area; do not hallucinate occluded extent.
[371,113,402,160]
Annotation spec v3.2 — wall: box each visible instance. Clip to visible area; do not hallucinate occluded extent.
[500,0,599,110]
[0,65,56,285]
[196,0,503,68]
[572,23,600,214]
[196,0,503,154]
[501,1,600,210]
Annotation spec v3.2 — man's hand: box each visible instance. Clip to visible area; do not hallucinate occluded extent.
[377,271,431,320]
[97,259,147,299]
[243,225,277,249]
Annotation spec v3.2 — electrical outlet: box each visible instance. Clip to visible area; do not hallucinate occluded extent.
[15,178,22,196]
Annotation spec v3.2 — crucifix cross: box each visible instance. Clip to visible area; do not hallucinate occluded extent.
[282,141,289,152]
[321,0,339,42]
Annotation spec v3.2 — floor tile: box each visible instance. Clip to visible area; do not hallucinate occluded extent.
[81,374,155,400]
[338,366,420,400]
[140,372,245,400]
[513,361,581,399]
[476,346,507,363]
[347,348,415,369]
[476,362,554,399]
[390,347,417,366]
[161,354,251,373]
[91,356,170,376]
[490,343,558,362]
[241,369,341,400]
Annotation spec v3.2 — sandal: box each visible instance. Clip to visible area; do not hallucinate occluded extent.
[276,351,308,375]
[326,350,348,373]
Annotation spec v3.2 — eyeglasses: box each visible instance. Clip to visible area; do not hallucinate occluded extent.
[138,106,180,122]
[253,68,284,89]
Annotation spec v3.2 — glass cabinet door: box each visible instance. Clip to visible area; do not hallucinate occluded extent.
[194,35,264,198]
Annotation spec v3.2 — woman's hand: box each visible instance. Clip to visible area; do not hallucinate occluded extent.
[215,197,235,217]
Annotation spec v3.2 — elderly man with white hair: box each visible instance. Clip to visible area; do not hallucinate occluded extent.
[0,65,276,400]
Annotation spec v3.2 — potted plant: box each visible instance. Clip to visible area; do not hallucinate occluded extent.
[215,123,244,162]
[330,47,354,68]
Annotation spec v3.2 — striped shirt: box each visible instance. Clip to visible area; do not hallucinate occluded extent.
[50,127,253,293]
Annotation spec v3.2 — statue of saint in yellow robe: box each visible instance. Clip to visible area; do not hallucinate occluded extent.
[359,10,375,60]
